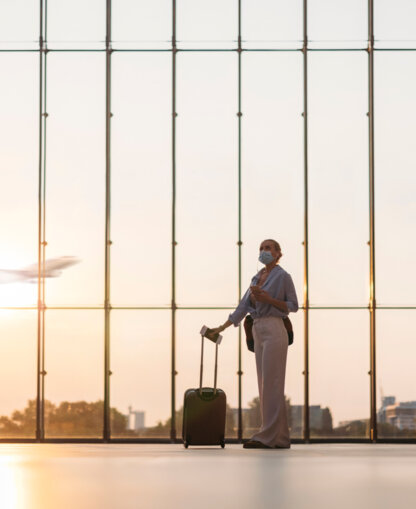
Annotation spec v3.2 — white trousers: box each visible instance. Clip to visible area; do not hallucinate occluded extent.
[251,316,290,448]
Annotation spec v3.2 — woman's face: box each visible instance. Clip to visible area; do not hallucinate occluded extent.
[259,240,278,258]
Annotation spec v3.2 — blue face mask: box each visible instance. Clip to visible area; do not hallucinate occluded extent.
[258,250,275,265]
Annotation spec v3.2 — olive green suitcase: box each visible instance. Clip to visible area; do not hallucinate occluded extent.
[182,333,226,448]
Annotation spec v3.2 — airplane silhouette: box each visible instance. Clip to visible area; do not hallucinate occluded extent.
[0,256,80,284]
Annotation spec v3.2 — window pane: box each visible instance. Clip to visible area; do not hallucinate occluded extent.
[375,53,416,306]
[241,52,303,307]
[176,311,239,439]
[242,310,304,439]
[44,311,104,438]
[0,53,38,308]
[309,53,369,306]
[176,53,238,307]
[112,0,171,49]
[237,51,304,440]
[375,0,416,49]
[377,310,416,438]
[309,310,370,438]
[110,311,170,438]
[308,0,367,49]
[0,0,39,49]
[177,0,237,49]
[242,0,302,49]
[46,53,105,307]
[47,0,105,49]
[0,311,37,438]
[112,53,171,307]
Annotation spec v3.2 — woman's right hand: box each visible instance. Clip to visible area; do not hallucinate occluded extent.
[209,320,232,335]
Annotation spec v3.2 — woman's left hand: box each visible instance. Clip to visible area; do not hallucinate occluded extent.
[251,288,272,303]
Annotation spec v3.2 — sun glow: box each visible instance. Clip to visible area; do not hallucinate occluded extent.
[0,254,38,310]
[0,283,37,310]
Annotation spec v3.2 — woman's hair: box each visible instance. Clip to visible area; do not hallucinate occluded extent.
[264,239,282,262]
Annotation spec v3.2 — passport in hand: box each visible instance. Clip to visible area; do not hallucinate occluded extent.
[200,325,223,345]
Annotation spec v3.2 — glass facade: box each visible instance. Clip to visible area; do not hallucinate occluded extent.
[0,1,415,442]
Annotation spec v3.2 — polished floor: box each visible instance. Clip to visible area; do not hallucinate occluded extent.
[0,444,416,509]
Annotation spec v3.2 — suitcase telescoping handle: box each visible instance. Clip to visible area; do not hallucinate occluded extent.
[199,326,222,396]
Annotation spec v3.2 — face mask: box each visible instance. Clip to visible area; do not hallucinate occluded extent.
[258,250,275,265]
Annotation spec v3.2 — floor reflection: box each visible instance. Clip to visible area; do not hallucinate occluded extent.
[0,455,21,509]
[0,444,415,509]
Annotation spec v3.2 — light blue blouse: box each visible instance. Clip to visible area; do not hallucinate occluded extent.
[228,265,299,326]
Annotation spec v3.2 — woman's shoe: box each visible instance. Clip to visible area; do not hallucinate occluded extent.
[243,440,272,449]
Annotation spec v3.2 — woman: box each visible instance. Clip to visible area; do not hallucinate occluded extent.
[211,239,298,449]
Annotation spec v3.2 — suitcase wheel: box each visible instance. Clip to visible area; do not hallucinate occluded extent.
[184,441,189,449]
[220,440,225,449]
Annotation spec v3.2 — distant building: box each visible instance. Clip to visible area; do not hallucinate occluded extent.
[385,401,416,431]
[231,408,251,430]
[378,396,396,424]
[338,419,368,428]
[378,396,416,430]
[290,405,333,433]
[382,396,396,407]
[229,403,333,434]
[290,405,303,432]
[127,406,145,431]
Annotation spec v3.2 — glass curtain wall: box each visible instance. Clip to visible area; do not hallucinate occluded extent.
[0,0,415,442]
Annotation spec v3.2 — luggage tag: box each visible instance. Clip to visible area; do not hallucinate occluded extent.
[200,325,223,345]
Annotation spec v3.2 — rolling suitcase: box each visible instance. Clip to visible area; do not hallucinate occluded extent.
[182,329,226,449]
